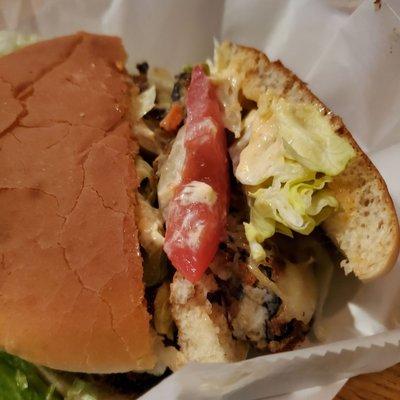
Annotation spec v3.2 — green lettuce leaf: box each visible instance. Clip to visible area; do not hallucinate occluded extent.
[64,379,97,400]
[0,352,61,400]
[234,93,355,264]
[275,99,355,175]
[244,208,275,263]
[0,352,121,400]
[246,176,338,262]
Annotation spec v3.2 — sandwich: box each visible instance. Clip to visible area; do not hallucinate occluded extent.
[0,32,398,398]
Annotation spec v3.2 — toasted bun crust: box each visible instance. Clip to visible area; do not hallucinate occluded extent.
[0,33,155,372]
[217,41,399,281]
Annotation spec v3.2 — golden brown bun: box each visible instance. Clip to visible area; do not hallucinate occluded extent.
[216,41,399,281]
[0,33,155,373]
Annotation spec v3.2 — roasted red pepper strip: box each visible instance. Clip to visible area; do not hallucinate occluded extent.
[163,66,229,282]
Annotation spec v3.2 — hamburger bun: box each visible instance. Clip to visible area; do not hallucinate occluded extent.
[0,33,155,373]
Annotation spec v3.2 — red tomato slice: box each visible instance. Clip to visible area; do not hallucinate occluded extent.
[163,66,229,282]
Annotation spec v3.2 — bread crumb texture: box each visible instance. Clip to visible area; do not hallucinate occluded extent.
[170,272,247,365]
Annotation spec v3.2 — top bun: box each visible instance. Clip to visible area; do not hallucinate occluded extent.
[0,33,155,373]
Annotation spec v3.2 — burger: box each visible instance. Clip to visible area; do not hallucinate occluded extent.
[0,32,398,398]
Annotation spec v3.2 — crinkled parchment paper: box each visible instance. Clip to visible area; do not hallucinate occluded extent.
[1,0,400,399]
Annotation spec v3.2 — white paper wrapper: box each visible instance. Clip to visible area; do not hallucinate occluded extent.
[1,0,400,399]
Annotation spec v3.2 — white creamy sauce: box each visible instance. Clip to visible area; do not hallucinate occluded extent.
[157,126,187,217]
[178,181,217,207]
[165,211,205,251]
[136,194,164,253]
[186,222,205,249]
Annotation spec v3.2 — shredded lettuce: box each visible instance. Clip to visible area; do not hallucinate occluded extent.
[234,93,355,263]
[0,351,134,400]
[136,155,157,202]
[136,156,164,256]
[147,67,174,110]
[137,193,167,287]
[130,67,174,155]
[136,156,167,287]
[131,85,156,121]
[64,380,97,400]
[0,31,38,56]
[41,368,129,400]
[0,351,60,400]
[134,120,162,155]
[130,68,173,155]
[0,351,108,400]
[136,155,154,183]
[244,210,274,263]
[157,126,187,218]
[154,282,174,340]
[276,100,355,175]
